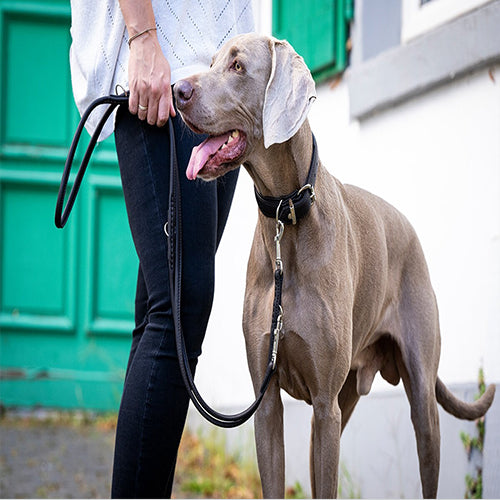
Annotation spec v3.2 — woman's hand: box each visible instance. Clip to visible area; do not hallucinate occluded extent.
[128,32,176,126]
[119,0,175,126]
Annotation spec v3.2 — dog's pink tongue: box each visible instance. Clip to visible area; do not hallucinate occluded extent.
[186,134,230,180]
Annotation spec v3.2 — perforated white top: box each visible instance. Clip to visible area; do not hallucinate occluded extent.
[69,0,254,139]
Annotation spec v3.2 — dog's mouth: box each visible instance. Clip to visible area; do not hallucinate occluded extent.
[186,129,247,181]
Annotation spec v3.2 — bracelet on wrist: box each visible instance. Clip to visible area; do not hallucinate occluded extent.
[128,27,157,48]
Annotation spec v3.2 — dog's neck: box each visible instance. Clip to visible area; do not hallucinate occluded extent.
[244,121,314,198]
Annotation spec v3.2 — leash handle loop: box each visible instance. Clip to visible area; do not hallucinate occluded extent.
[55,93,129,228]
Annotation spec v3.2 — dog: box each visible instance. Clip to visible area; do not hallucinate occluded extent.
[173,33,496,498]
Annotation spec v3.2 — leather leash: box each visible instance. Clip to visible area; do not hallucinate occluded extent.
[55,93,129,229]
[166,112,284,427]
[55,92,283,428]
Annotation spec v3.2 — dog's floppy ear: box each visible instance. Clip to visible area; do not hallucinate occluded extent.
[262,38,316,149]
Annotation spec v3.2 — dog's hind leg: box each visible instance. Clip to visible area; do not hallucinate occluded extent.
[394,281,441,497]
[396,347,440,498]
[391,247,442,497]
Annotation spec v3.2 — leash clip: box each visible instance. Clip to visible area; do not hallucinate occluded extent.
[275,200,285,272]
[271,306,284,370]
[274,219,284,273]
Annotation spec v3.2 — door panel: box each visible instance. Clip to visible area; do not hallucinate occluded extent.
[0,0,136,410]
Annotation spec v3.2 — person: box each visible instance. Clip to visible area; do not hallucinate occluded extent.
[69,1,255,497]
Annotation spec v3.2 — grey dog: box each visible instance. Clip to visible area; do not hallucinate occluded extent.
[173,33,495,498]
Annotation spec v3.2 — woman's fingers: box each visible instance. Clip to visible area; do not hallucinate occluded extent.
[156,88,176,127]
[133,89,174,127]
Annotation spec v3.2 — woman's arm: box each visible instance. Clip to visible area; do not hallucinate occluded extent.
[119,0,175,126]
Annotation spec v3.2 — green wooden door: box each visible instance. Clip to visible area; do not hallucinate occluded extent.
[0,0,137,410]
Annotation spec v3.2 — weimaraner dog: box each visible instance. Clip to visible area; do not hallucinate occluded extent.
[173,33,496,498]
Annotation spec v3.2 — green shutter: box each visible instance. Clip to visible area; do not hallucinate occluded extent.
[272,0,353,81]
[0,0,137,410]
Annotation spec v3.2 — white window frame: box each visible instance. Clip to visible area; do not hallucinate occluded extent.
[402,0,493,42]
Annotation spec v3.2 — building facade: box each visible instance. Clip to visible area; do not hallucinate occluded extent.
[1,0,499,496]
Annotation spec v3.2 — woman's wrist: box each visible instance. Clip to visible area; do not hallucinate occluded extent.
[128,27,157,47]
[119,0,156,38]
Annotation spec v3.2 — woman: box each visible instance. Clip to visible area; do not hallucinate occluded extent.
[69,1,254,497]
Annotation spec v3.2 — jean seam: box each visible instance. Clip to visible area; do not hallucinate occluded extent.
[134,330,168,494]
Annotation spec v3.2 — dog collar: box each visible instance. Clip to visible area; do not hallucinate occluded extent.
[254,134,318,225]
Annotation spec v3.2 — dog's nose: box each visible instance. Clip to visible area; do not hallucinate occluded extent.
[174,80,194,109]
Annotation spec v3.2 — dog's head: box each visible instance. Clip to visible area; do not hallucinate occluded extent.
[173,33,316,181]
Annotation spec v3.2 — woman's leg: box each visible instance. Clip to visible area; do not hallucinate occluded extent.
[123,265,147,379]
[111,107,236,497]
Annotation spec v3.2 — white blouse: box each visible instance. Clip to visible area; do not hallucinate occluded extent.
[69,0,254,140]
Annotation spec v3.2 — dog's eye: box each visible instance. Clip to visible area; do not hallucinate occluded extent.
[231,60,244,72]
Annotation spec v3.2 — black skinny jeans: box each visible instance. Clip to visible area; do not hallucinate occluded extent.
[111,106,238,498]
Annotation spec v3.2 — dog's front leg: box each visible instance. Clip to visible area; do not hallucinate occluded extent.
[311,399,341,498]
[255,377,285,498]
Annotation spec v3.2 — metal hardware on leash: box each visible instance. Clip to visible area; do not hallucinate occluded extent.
[271,306,283,370]
[115,84,128,97]
[275,221,284,273]
[275,200,285,273]
[272,201,285,370]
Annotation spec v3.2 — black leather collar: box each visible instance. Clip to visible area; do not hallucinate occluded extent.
[254,134,318,225]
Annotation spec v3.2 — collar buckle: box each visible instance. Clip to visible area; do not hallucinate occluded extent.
[288,199,297,225]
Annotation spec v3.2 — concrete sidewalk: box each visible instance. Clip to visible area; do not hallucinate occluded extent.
[0,409,262,499]
[0,413,114,498]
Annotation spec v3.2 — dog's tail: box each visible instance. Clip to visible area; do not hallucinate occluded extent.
[436,377,496,420]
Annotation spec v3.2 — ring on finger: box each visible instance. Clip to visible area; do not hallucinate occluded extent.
[138,104,148,111]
